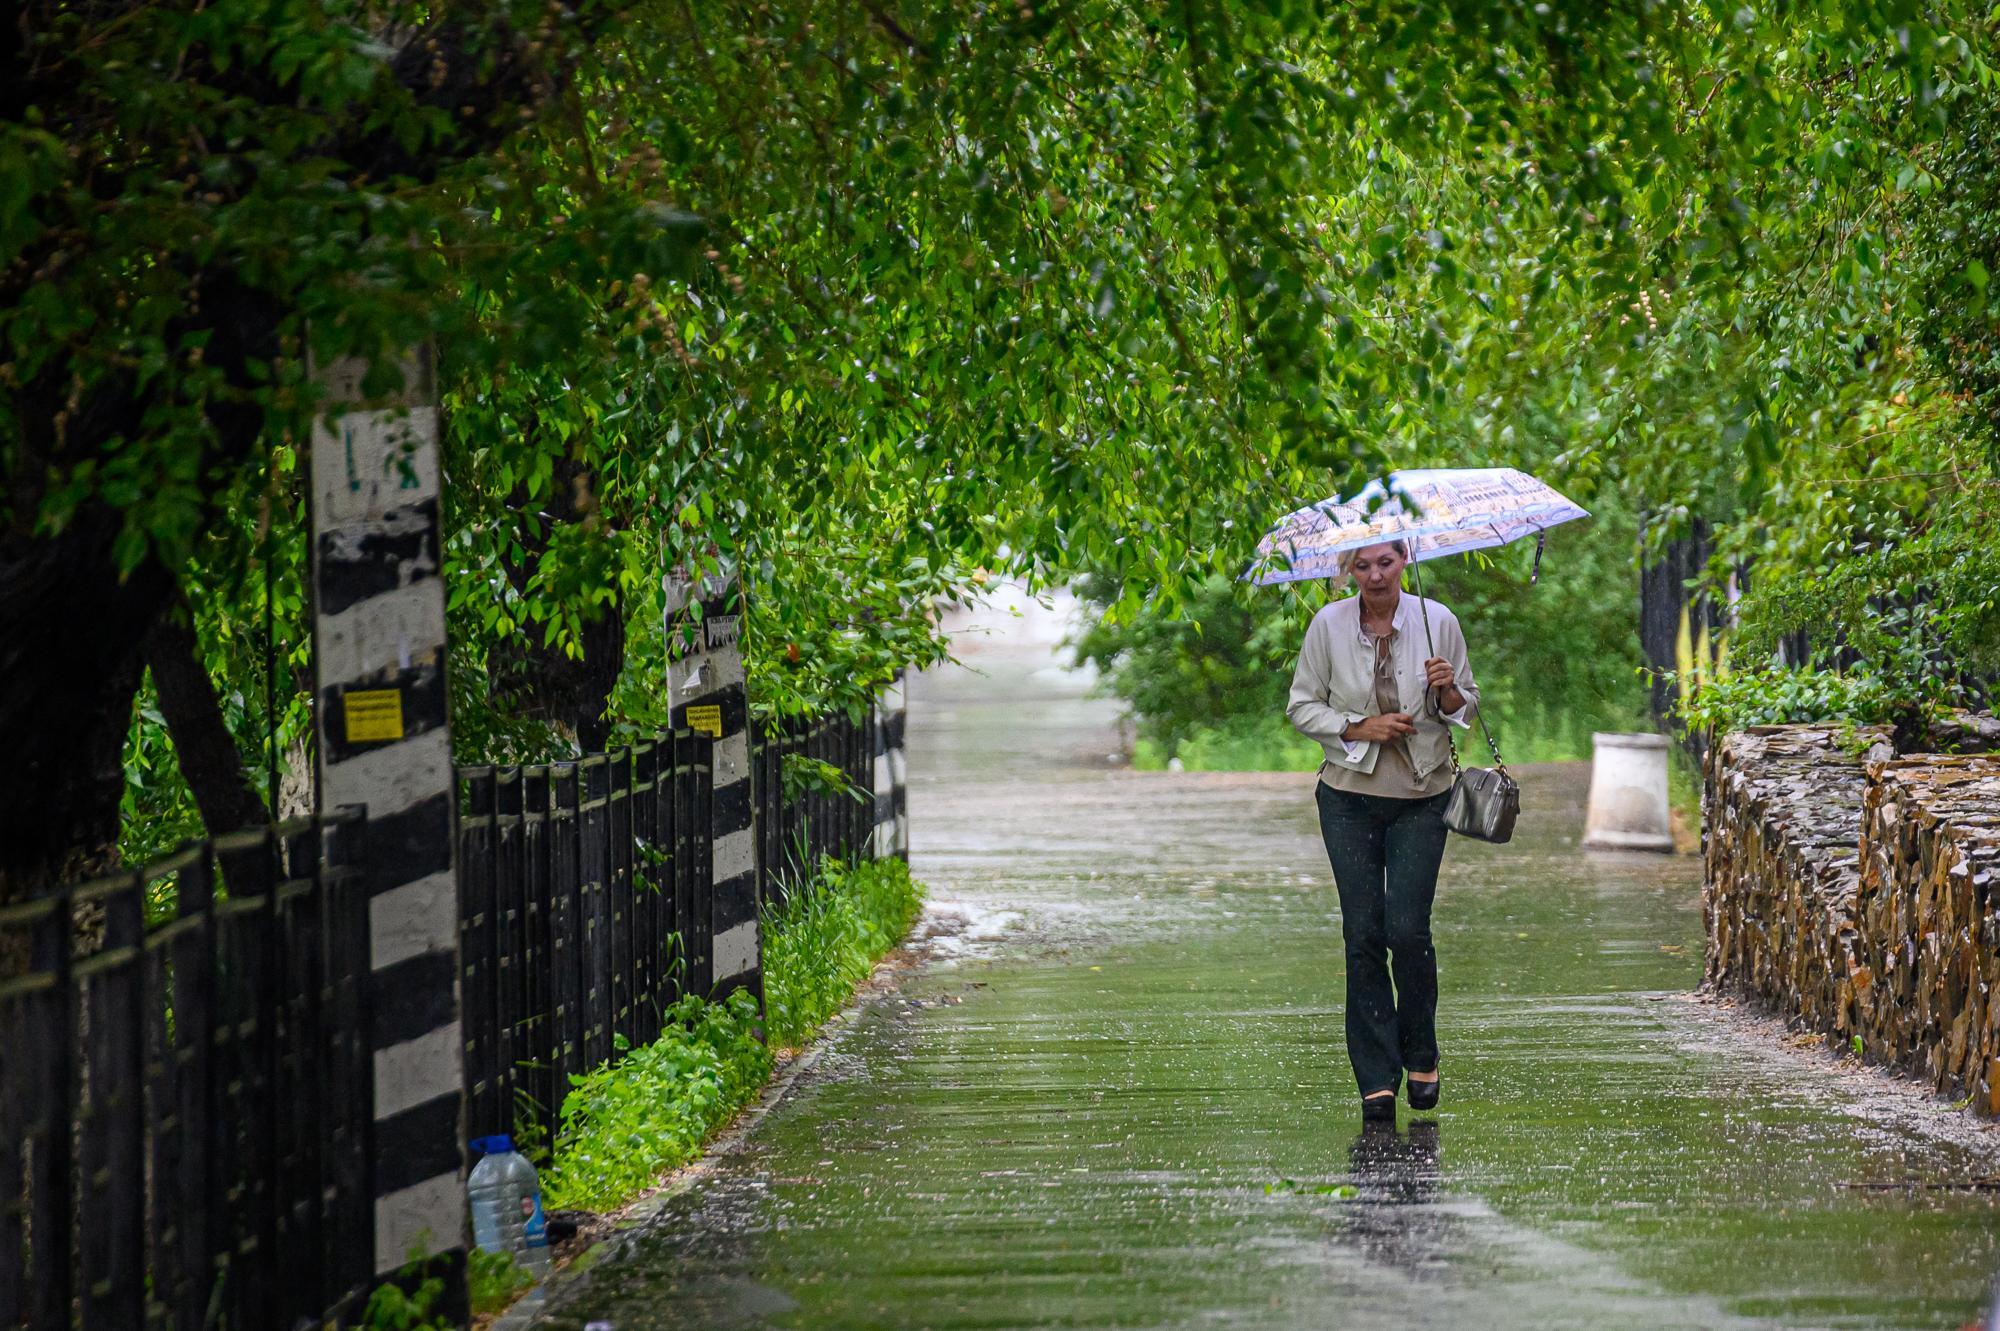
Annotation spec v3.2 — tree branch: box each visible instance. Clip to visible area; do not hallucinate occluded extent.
[145,588,270,837]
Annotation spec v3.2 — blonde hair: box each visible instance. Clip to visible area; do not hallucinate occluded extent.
[1335,539,1412,581]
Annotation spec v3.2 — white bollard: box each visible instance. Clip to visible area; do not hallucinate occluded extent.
[1582,732,1676,852]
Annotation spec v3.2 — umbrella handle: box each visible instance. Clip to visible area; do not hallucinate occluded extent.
[1408,556,1441,717]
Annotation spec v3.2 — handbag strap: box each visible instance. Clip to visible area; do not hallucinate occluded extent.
[1471,703,1509,775]
[1442,710,1509,779]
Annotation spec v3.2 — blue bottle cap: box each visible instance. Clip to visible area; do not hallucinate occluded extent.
[469,1134,514,1156]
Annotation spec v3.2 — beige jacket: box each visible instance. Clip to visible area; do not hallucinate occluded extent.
[1285,593,1479,785]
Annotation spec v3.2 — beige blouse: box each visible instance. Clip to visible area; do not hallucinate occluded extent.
[1320,625,1454,799]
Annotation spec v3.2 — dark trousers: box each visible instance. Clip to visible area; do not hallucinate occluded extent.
[1315,783,1452,1096]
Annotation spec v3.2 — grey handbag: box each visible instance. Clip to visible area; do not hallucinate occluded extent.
[1441,718,1519,844]
[1410,589,1519,843]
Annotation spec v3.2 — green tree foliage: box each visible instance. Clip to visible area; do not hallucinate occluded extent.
[4,0,1988,888]
[1914,101,2000,469]
[1079,7,2000,758]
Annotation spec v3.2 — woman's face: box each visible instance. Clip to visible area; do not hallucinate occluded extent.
[1349,542,1409,597]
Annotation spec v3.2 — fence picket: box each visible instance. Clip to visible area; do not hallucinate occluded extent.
[169,852,217,1331]
[608,749,633,1047]
[323,814,372,1296]
[495,768,526,1140]
[551,763,583,1109]
[75,873,144,1331]
[461,770,499,1138]
[671,731,695,1002]
[522,767,553,1143]
[29,889,77,1330]
[275,822,327,1318]
[630,743,660,1048]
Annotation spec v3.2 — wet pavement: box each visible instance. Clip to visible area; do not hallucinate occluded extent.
[534,589,2000,1330]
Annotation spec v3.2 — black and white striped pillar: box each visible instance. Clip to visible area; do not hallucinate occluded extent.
[872,671,908,861]
[309,352,465,1273]
[664,565,757,1000]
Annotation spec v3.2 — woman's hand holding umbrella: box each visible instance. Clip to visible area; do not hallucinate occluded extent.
[1424,657,1465,714]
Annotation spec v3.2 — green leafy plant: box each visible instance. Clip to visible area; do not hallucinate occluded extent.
[356,1243,456,1331]
[762,856,925,1049]
[357,1280,450,1331]
[541,989,772,1213]
[1734,525,2000,702]
[467,1246,535,1318]
[780,753,867,806]
[532,855,922,1215]
[1668,663,1944,736]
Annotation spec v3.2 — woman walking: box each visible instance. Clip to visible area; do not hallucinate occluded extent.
[1286,539,1480,1122]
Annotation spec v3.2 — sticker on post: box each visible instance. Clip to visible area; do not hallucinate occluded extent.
[344,689,405,743]
[686,704,723,738]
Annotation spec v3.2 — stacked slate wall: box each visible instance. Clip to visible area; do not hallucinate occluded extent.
[1703,724,2000,1112]
[1702,726,1887,1033]
[1854,757,2000,1111]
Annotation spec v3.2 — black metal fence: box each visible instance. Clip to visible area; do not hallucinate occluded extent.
[454,711,882,1146]
[0,813,374,1331]
[2,708,889,1330]
[456,733,714,1149]
[751,711,880,903]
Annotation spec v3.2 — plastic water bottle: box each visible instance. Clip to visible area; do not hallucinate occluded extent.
[467,1135,550,1275]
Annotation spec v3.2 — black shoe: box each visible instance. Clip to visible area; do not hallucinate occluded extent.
[1361,1092,1397,1124]
[1406,1073,1439,1112]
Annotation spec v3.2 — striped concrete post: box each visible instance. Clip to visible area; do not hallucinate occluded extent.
[309,351,466,1273]
[664,565,757,1000]
[872,671,908,861]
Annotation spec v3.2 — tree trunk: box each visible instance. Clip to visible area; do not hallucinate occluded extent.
[0,510,168,905]
[145,589,271,838]
[0,273,279,905]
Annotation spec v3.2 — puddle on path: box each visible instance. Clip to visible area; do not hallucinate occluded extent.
[534,588,2000,1330]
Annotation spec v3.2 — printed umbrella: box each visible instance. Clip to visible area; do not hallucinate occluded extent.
[1243,467,1589,589]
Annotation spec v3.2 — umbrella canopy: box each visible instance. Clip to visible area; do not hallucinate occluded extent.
[1245,467,1589,586]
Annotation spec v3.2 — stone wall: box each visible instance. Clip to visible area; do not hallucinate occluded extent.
[1703,724,2000,1113]
[1855,757,2000,1107]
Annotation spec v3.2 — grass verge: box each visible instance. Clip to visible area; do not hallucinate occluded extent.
[536,854,925,1216]
[467,1248,535,1318]
[539,988,771,1212]
[762,855,925,1049]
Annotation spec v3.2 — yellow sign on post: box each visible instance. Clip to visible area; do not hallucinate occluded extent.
[686,703,723,738]
[344,689,405,743]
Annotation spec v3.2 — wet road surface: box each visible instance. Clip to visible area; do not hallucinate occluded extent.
[534,590,2000,1330]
